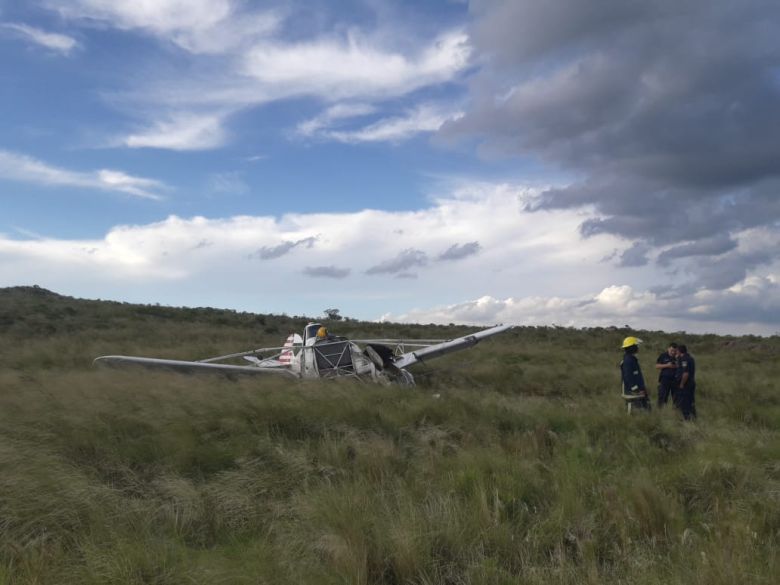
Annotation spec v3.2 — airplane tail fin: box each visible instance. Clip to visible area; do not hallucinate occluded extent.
[279,333,303,365]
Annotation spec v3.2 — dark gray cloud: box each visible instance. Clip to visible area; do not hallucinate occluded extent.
[438,241,481,261]
[302,265,351,279]
[366,248,428,275]
[442,0,780,289]
[250,236,317,260]
[617,242,650,268]
[657,234,737,266]
[682,248,776,290]
[468,0,653,68]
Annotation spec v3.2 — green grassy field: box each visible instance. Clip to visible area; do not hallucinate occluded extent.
[0,286,778,584]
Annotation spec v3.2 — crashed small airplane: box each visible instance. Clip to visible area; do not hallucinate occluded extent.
[94,322,513,385]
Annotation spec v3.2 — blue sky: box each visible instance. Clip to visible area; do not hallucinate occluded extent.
[0,2,488,229]
[1,1,779,335]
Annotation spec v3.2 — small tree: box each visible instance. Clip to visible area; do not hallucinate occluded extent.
[323,308,343,321]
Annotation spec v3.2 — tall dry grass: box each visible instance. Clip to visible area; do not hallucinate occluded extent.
[0,286,778,583]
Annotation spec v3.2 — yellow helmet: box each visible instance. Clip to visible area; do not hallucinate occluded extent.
[621,336,642,349]
[316,326,328,338]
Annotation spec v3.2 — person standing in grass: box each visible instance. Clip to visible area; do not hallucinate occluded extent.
[675,344,697,420]
[620,337,650,410]
[655,342,678,408]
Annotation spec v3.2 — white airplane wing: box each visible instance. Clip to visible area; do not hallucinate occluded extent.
[392,324,514,369]
[93,355,298,377]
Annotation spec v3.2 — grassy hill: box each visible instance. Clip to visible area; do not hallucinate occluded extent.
[0,286,777,584]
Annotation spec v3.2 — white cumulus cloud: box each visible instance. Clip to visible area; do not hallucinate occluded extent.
[1,180,777,333]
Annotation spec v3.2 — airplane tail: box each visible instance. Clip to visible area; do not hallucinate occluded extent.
[279,333,303,365]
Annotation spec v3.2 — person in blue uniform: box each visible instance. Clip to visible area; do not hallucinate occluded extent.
[655,342,678,407]
[675,344,697,420]
[620,336,650,410]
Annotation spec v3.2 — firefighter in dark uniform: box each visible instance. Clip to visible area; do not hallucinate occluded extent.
[675,344,697,420]
[655,342,678,407]
[620,336,650,410]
